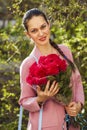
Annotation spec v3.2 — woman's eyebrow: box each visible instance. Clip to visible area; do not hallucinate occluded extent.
[30,23,47,30]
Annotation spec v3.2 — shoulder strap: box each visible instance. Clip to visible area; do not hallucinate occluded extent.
[31,54,43,130]
[32,54,38,64]
[38,105,43,130]
[18,105,23,130]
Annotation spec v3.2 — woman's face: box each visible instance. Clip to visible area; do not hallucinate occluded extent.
[26,16,50,47]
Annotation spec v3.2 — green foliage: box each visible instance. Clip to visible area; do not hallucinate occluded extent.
[0,62,20,130]
[0,0,87,129]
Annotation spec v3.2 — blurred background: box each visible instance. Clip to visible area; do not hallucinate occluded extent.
[0,0,87,130]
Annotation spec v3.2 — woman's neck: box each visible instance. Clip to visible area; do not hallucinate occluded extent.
[36,43,57,56]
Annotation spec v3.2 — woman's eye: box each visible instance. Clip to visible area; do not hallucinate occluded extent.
[41,25,46,29]
[31,29,37,33]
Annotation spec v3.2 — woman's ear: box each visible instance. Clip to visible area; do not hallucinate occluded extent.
[47,20,50,28]
[24,31,30,38]
[24,31,34,43]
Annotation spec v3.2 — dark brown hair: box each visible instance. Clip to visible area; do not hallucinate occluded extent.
[22,8,48,31]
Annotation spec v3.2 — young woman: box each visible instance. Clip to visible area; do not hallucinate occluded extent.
[19,8,84,130]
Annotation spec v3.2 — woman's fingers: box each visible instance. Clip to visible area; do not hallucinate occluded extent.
[36,85,41,93]
[45,80,50,92]
[65,102,81,116]
[49,80,56,92]
[68,102,76,107]
[37,80,60,103]
[50,82,59,96]
[45,80,59,96]
[68,110,78,116]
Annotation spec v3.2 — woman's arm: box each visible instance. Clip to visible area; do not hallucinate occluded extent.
[61,45,85,116]
[19,56,41,112]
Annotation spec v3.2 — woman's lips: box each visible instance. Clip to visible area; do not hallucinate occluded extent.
[39,36,46,41]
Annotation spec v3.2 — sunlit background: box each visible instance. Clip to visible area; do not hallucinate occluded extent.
[0,0,87,130]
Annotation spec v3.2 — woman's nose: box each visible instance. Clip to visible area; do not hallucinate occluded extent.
[38,30,43,36]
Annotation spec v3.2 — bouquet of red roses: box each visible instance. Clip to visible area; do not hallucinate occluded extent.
[26,54,72,105]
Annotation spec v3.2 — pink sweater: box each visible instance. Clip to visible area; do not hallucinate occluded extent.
[19,44,84,130]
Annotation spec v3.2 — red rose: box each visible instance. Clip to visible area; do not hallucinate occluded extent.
[26,75,47,85]
[26,54,67,86]
[26,61,47,85]
[29,62,46,78]
[59,60,67,72]
[38,54,64,75]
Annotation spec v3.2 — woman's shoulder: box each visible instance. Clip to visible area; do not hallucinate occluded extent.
[58,44,72,55]
[20,54,35,71]
[58,44,73,61]
[20,46,40,68]
[58,44,70,52]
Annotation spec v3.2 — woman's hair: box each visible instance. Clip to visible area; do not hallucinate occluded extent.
[23,8,75,71]
[22,8,48,31]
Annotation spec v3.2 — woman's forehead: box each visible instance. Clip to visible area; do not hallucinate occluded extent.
[27,16,46,29]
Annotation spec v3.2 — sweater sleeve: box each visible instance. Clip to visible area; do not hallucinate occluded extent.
[72,68,85,105]
[66,46,84,105]
[19,56,40,112]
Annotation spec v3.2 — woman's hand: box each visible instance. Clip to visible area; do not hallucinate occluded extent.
[65,101,82,117]
[36,80,59,104]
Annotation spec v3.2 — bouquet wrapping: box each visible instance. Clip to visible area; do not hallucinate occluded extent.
[26,54,72,105]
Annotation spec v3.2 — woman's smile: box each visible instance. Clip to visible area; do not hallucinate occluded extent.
[39,36,47,41]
